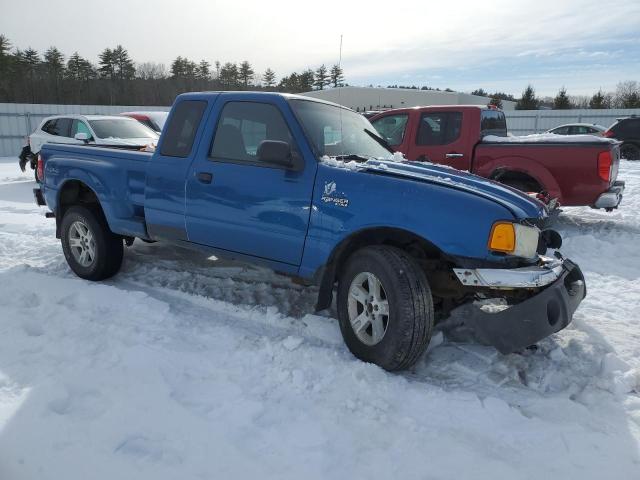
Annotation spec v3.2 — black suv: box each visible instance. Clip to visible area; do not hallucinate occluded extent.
[604,115,640,160]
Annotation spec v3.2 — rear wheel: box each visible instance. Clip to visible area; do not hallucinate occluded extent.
[337,246,434,371]
[620,142,640,161]
[60,205,123,280]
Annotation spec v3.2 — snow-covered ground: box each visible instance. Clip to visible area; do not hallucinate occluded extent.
[0,156,638,479]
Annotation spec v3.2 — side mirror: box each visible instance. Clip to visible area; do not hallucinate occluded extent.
[74,132,90,143]
[257,140,298,170]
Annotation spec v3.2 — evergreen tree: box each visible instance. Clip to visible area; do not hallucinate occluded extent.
[238,61,254,87]
[553,87,572,109]
[489,97,503,109]
[329,64,344,88]
[98,48,116,79]
[196,60,211,80]
[299,69,315,92]
[471,88,488,97]
[589,89,610,109]
[313,64,329,90]
[214,60,220,80]
[66,52,95,81]
[0,35,12,99]
[43,47,65,77]
[262,68,276,88]
[0,34,11,71]
[219,62,238,88]
[516,85,539,110]
[112,45,135,80]
[43,46,65,101]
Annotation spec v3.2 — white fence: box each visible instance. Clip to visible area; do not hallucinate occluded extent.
[503,108,640,135]
[0,103,170,157]
[1,102,640,157]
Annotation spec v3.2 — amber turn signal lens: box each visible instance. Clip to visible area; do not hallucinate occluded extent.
[488,222,516,253]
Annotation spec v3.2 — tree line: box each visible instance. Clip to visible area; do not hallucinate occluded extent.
[511,83,640,110]
[0,34,345,105]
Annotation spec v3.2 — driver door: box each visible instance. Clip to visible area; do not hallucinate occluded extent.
[184,95,316,266]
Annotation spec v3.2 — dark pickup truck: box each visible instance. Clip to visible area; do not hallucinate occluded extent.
[371,106,625,210]
[33,92,586,370]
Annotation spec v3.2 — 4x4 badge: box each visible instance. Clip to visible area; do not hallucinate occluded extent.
[321,181,349,207]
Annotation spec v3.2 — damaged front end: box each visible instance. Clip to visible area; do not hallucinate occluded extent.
[451,254,586,354]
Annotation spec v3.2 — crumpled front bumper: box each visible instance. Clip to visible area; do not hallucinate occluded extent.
[593,180,625,210]
[452,256,586,354]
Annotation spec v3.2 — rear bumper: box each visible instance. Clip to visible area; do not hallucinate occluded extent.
[593,180,625,210]
[452,257,586,354]
[33,187,46,206]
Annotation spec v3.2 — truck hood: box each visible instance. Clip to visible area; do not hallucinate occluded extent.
[363,159,547,220]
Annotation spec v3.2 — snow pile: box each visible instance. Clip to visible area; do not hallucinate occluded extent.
[319,155,359,170]
[0,157,639,479]
[392,151,405,162]
[484,133,616,144]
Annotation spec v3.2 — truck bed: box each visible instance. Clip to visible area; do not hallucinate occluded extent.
[40,144,153,238]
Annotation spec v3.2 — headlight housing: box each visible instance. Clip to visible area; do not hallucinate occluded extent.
[488,221,540,258]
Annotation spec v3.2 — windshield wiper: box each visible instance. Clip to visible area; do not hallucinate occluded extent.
[330,154,371,162]
[364,128,394,153]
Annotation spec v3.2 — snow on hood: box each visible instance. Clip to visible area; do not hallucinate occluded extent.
[483,133,617,144]
[319,155,546,219]
[378,160,547,219]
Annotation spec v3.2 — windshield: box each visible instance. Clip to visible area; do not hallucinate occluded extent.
[289,99,393,160]
[89,119,158,140]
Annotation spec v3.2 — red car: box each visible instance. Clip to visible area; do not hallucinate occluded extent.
[370,106,625,210]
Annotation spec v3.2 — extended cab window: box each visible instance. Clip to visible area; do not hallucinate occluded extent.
[480,110,507,137]
[371,114,409,146]
[416,112,462,145]
[210,102,293,163]
[160,100,207,158]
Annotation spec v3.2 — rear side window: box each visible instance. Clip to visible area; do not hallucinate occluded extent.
[43,118,72,137]
[160,100,207,158]
[371,114,409,146]
[614,119,640,136]
[416,112,462,145]
[210,102,293,162]
[480,110,507,137]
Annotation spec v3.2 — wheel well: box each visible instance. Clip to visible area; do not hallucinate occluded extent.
[491,169,543,193]
[56,180,104,238]
[315,227,451,311]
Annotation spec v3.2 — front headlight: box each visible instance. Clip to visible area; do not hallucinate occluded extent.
[488,221,540,258]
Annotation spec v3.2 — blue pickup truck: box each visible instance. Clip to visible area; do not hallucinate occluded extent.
[33,92,586,370]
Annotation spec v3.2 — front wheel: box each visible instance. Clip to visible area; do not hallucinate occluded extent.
[60,205,124,280]
[337,246,434,371]
[620,142,640,161]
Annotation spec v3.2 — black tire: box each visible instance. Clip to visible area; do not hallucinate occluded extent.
[60,205,124,281]
[620,142,640,161]
[337,246,434,371]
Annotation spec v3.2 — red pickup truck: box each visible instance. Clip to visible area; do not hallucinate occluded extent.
[370,106,625,210]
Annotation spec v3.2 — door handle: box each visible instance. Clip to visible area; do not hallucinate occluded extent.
[197,172,213,184]
[445,153,464,158]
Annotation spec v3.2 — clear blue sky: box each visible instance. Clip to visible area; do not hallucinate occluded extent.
[1,0,639,97]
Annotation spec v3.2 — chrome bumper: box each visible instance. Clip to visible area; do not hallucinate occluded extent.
[593,180,625,210]
[453,255,564,289]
